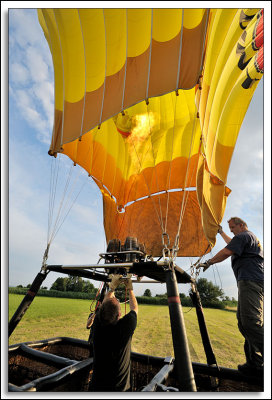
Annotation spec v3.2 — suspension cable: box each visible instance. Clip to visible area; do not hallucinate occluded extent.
[47,155,61,245]
[164,92,179,237]
[172,104,199,258]
[49,168,88,245]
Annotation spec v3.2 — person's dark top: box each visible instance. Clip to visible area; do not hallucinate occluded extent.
[89,309,137,392]
[226,230,264,282]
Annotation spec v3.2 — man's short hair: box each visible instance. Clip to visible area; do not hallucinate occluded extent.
[99,298,120,326]
[227,217,248,228]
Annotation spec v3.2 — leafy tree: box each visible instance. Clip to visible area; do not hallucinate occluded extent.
[49,276,97,294]
[143,289,152,297]
[82,280,96,294]
[195,278,224,303]
[16,285,23,288]
[50,277,68,291]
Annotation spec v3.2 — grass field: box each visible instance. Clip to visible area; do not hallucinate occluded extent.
[8,294,245,369]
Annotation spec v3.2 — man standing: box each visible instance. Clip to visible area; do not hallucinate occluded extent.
[89,274,138,391]
[197,217,264,375]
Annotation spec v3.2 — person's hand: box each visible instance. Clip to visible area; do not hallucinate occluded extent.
[218,225,223,234]
[108,274,123,291]
[123,274,133,290]
[196,261,212,272]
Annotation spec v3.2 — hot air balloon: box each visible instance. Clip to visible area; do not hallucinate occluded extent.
[9,8,264,392]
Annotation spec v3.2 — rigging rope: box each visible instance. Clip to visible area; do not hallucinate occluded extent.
[47,155,61,245]
[44,154,89,267]
[164,92,179,237]
[172,103,199,259]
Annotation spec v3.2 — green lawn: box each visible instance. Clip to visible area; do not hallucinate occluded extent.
[8,294,244,369]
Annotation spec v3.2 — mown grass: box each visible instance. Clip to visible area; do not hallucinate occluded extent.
[8,294,244,369]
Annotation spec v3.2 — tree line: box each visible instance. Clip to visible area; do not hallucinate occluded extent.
[17,275,97,294]
[12,276,237,309]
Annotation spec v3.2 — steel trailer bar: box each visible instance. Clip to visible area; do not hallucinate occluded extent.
[47,265,110,281]
[46,261,194,284]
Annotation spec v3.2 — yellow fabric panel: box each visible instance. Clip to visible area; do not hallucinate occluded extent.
[205,12,262,179]
[41,10,63,112]
[78,9,106,92]
[37,9,48,41]
[201,9,241,144]
[104,9,127,76]
[88,93,200,184]
[183,9,206,29]
[158,90,201,161]
[54,10,85,103]
[209,54,263,182]
[198,9,237,129]
[201,9,260,144]
[91,119,126,174]
[153,9,182,42]
[127,9,151,57]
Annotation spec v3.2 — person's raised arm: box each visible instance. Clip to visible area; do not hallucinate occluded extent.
[103,274,123,302]
[218,225,232,244]
[128,289,138,314]
[196,247,233,272]
[124,277,138,314]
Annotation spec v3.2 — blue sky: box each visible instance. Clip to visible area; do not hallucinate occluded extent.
[4,6,271,303]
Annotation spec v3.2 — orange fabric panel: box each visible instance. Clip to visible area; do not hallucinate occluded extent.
[123,50,150,109]
[103,190,210,257]
[148,35,182,96]
[101,65,126,122]
[179,10,209,88]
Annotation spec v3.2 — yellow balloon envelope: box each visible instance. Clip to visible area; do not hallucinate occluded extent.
[38,8,263,256]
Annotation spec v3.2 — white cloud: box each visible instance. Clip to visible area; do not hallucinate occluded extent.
[9,9,44,49]
[10,62,30,84]
[9,9,54,146]
[72,202,101,227]
[9,207,46,257]
[26,46,49,83]
[12,88,52,144]
[32,81,54,124]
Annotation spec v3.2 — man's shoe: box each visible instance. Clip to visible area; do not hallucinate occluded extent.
[238,363,263,376]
